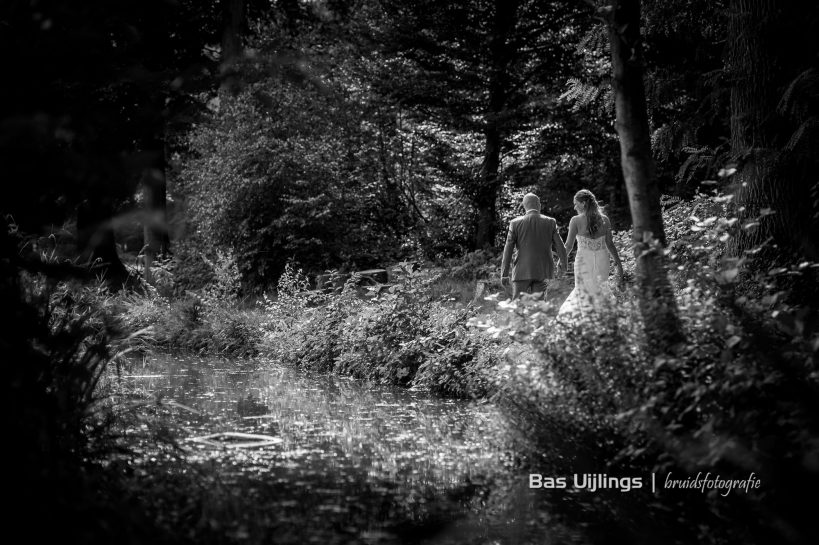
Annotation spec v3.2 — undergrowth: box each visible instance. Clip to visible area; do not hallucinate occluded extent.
[8,190,818,544]
[479,192,819,545]
[260,263,500,399]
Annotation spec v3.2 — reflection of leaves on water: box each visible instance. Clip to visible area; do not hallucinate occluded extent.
[108,356,568,543]
[189,431,283,449]
[236,393,268,417]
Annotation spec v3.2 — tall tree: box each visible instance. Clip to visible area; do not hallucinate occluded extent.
[606,0,683,346]
[175,6,419,286]
[473,0,520,249]
[559,0,730,222]
[369,0,583,249]
[221,0,247,61]
[726,0,819,260]
[219,0,248,95]
[140,146,171,284]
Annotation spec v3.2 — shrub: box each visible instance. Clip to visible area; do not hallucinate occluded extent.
[332,265,437,384]
[114,249,262,357]
[258,262,502,398]
[175,77,414,288]
[410,305,497,398]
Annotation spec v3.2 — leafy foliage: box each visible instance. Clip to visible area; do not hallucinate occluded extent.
[259,263,499,398]
[115,250,262,357]
[483,192,819,544]
[175,65,413,287]
[1,220,151,541]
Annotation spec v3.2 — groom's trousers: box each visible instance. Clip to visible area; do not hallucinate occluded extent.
[512,279,547,299]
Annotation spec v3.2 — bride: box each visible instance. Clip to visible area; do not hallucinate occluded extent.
[558,189,624,318]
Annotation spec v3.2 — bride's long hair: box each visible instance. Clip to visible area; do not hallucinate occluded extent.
[575,189,603,236]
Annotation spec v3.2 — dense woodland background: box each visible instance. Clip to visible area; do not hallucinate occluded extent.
[4,0,817,288]
[2,1,819,544]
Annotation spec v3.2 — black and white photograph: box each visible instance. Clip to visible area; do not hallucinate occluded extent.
[2,1,818,543]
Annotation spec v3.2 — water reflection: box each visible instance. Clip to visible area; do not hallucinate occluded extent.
[117,356,504,484]
[108,355,569,544]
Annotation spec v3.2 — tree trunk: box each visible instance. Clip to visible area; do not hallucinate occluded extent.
[142,145,171,284]
[726,0,797,259]
[474,0,519,249]
[219,0,246,93]
[221,0,245,62]
[475,125,502,249]
[77,201,128,288]
[608,0,683,348]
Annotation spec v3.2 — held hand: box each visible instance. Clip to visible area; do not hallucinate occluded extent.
[557,263,567,278]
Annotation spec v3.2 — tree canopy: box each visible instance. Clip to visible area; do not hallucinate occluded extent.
[2,0,817,289]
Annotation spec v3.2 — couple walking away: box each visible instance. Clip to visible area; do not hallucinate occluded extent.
[500,190,624,317]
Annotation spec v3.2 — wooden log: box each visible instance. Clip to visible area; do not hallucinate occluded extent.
[315,269,389,292]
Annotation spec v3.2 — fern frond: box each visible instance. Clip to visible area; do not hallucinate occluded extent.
[661,194,682,209]
[652,121,693,161]
[577,26,608,55]
[784,118,819,153]
[559,77,605,112]
[675,152,714,187]
[778,67,819,121]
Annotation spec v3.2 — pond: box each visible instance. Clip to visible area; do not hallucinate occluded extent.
[106,355,578,544]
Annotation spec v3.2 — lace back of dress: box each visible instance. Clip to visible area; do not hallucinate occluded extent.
[578,236,605,251]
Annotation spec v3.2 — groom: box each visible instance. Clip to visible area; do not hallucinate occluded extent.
[500,193,568,298]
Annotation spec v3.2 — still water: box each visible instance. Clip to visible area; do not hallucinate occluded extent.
[109,355,569,544]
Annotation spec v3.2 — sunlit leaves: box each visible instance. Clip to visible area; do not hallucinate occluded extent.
[717,267,739,284]
[717,166,737,178]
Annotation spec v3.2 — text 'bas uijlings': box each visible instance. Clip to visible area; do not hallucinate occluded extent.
[529,474,643,492]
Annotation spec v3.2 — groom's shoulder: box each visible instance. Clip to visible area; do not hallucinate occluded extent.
[539,214,557,224]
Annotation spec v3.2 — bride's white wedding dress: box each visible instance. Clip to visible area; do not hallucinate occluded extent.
[558,235,613,318]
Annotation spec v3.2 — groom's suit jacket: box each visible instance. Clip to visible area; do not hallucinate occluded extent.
[501,210,567,281]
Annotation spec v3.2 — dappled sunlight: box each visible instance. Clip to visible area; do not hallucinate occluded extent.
[4,1,818,542]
